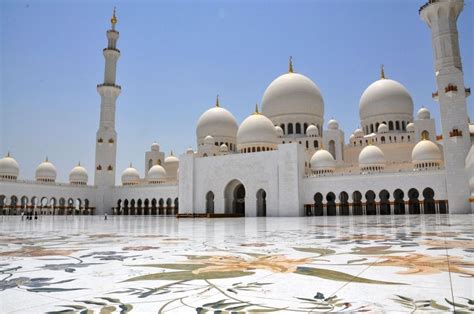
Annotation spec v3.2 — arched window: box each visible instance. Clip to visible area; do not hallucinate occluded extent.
[148,159,153,171]
[303,123,308,134]
[375,122,380,130]
[402,121,406,130]
[328,140,336,159]
[306,141,309,149]
[313,140,318,148]
[421,130,429,139]
[295,123,301,134]
[288,123,294,134]
[389,121,394,130]
[396,121,400,130]
[370,124,374,133]
[381,136,385,144]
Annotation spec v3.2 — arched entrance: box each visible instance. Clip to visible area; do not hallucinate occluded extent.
[408,188,420,214]
[326,192,336,216]
[314,193,323,216]
[394,189,405,215]
[339,191,349,216]
[256,189,266,217]
[224,180,245,215]
[423,188,436,214]
[206,191,214,214]
[379,190,390,215]
[365,191,376,215]
[352,191,363,215]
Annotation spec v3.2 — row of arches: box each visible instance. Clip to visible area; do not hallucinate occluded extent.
[205,181,267,217]
[115,197,179,215]
[0,195,92,215]
[280,123,322,136]
[306,188,447,216]
[352,134,413,147]
[364,120,411,135]
[240,146,276,153]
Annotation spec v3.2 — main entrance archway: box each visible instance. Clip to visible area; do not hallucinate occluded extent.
[224,179,246,215]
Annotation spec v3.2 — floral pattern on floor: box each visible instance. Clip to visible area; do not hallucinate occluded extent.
[0,215,473,313]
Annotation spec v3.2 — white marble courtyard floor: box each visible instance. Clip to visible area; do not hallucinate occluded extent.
[0,215,473,313]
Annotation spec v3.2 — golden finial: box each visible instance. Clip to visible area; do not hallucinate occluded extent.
[253,103,260,115]
[6,151,10,157]
[78,161,81,166]
[170,150,174,156]
[381,64,385,79]
[289,56,294,73]
[45,156,49,162]
[129,162,132,167]
[215,95,220,107]
[111,7,117,27]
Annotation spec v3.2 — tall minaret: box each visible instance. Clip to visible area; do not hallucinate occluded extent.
[420,0,471,213]
[95,8,121,187]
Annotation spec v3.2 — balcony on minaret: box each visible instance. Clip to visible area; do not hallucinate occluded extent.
[444,84,458,97]
[432,90,439,101]
[419,0,440,14]
[466,87,471,97]
[449,128,463,138]
[97,83,121,89]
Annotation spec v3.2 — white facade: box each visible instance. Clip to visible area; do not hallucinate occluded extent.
[1,1,473,216]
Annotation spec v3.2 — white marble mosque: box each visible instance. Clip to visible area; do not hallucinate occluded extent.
[1,0,474,218]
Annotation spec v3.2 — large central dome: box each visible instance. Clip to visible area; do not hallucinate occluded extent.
[261,71,324,119]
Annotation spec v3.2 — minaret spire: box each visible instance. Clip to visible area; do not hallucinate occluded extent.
[111,7,117,30]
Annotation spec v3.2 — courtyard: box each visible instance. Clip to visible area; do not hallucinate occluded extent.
[0,215,473,313]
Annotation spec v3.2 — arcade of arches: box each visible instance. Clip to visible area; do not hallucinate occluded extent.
[0,195,93,215]
[306,187,447,216]
[115,197,179,215]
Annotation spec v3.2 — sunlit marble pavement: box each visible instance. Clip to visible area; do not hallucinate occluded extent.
[0,215,473,313]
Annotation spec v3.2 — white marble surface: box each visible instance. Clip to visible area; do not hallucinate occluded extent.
[0,215,473,313]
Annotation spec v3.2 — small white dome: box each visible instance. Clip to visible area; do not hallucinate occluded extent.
[36,158,57,182]
[203,135,215,145]
[310,149,335,173]
[354,128,364,138]
[69,163,88,185]
[147,164,167,184]
[0,153,19,180]
[220,143,229,152]
[306,124,319,137]
[151,142,160,151]
[327,119,339,130]
[274,125,284,138]
[359,145,385,170]
[196,100,238,144]
[261,72,324,120]
[165,152,179,163]
[417,107,431,120]
[349,134,355,141]
[121,164,140,186]
[359,78,414,121]
[237,110,278,150]
[377,123,389,134]
[186,147,194,154]
[412,140,442,168]
[406,122,415,132]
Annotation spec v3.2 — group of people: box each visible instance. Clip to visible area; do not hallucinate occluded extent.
[21,212,38,220]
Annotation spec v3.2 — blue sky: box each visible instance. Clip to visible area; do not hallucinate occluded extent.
[1,0,472,183]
